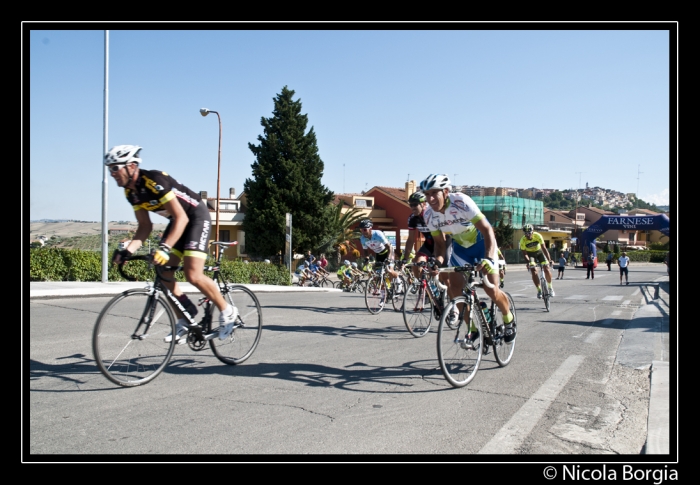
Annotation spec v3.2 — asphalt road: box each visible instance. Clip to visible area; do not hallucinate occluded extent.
[27,265,671,462]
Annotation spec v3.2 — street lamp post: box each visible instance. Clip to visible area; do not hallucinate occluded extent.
[200,108,222,244]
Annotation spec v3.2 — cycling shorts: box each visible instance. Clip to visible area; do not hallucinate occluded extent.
[526,249,548,267]
[160,202,211,260]
[416,242,434,258]
[448,232,485,268]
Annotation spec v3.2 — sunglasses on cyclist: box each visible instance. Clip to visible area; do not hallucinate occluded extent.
[409,203,420,208]
[108,164,126,173]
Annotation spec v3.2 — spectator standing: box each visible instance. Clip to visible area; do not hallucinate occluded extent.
[664,252,669,276]
[586,252,595,279]
[557,254,567,280]
[304,250,316,266]
[318,253,328,270]
[606,251,613,271]
[618,251,630,285]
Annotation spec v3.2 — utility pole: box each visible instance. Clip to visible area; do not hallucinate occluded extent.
[574,172,585,251]
[636,164,644,207]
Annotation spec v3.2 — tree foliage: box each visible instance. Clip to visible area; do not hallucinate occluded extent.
[493,217,515,249]
[243,86,334,258]
[315,201,366,268]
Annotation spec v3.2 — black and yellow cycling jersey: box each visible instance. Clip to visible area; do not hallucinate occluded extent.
[125,169,204,219]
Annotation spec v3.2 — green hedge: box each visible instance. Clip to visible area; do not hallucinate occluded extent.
[29,248,291,285]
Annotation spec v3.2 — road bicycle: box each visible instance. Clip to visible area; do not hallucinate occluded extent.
[92,242,263,387]
[401,261,453,337]
[529,260,553,312]
[364,260,406,314]
[436,263,517,388]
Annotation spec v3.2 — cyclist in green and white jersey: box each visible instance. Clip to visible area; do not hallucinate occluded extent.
[421,174,515,343]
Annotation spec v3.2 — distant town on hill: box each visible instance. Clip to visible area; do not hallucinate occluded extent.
[30,183,668,224]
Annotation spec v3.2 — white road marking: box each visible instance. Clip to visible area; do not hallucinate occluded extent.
[565,295,587,299]
[611,310,622,316]
[584,331,603,343]
[600,318,614,326]
[602,295,623,301]
[622,300,631,306]
[478,355,585,454]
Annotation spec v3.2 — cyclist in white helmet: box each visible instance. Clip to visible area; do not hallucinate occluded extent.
[420,173,515,343]
[105,145,238,344]
[358,218,400,285]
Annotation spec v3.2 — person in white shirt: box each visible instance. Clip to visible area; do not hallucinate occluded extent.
[618,251,630,285]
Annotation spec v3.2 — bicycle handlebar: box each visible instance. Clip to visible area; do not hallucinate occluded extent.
[113,250,180,283]
[436,263,496,289]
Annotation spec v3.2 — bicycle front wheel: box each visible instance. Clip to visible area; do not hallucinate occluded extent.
[437,297,482,388]
[92,289,176,387]
[540,276,550,311]
[210,284,263,365]
[402,281,432,337]
[492,291,516,367]
[391,274,407,312]
[365,275,386,314]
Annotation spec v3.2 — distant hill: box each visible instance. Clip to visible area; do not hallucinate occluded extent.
[29,221,167,240]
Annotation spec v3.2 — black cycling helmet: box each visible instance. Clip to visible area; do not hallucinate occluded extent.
[358,219,373,229]
[408,192,426,204]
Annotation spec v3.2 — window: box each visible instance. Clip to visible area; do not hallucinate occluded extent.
[220,202,238,210]
[549,215,556,222]
[219,230,230,242]
[355,199,372,208]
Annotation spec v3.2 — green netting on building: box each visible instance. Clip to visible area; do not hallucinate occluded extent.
[467,196,543,229]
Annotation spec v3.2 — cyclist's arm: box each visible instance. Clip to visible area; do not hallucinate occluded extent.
[541,244,552,263]
[474,218,497,261]
[403,230,417,261]
[159,198,190,249]
[432,230,447,267]
[125,208,153,254]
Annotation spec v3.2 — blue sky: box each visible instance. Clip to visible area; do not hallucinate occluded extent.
[27,24,675,222]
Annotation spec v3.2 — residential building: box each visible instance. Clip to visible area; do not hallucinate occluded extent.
[200,188,247,260]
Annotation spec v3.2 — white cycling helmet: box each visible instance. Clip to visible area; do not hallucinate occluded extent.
[105,145,142,166]
[344,260,351,266]
[420,173,451,191]
[351,262,358,268]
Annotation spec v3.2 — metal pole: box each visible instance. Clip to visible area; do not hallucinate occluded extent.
[215,111,222,243]
[101,30,109,282]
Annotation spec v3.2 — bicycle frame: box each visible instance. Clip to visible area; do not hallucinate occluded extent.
[405,261,447,317]
[119,242,237,347]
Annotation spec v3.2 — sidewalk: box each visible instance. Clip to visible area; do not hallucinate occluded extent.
[28,281,339,298]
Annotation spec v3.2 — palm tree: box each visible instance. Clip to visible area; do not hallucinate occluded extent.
[316,201,367,270]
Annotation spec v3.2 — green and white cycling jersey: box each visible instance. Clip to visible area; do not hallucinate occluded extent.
[425,192,486,249]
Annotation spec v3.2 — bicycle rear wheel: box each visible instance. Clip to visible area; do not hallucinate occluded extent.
[92,289,176,387]
[210,284,263,365]
[492,291,516,367]
[365,275,386,314]
[437,297,482,388]
[402,280,432,337]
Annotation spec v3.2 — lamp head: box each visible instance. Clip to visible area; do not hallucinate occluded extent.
[200,108,210,117]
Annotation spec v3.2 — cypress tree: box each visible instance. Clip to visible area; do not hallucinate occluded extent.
[243,86,334,258]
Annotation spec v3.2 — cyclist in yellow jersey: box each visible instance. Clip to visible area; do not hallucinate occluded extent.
[519,224,555,298]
